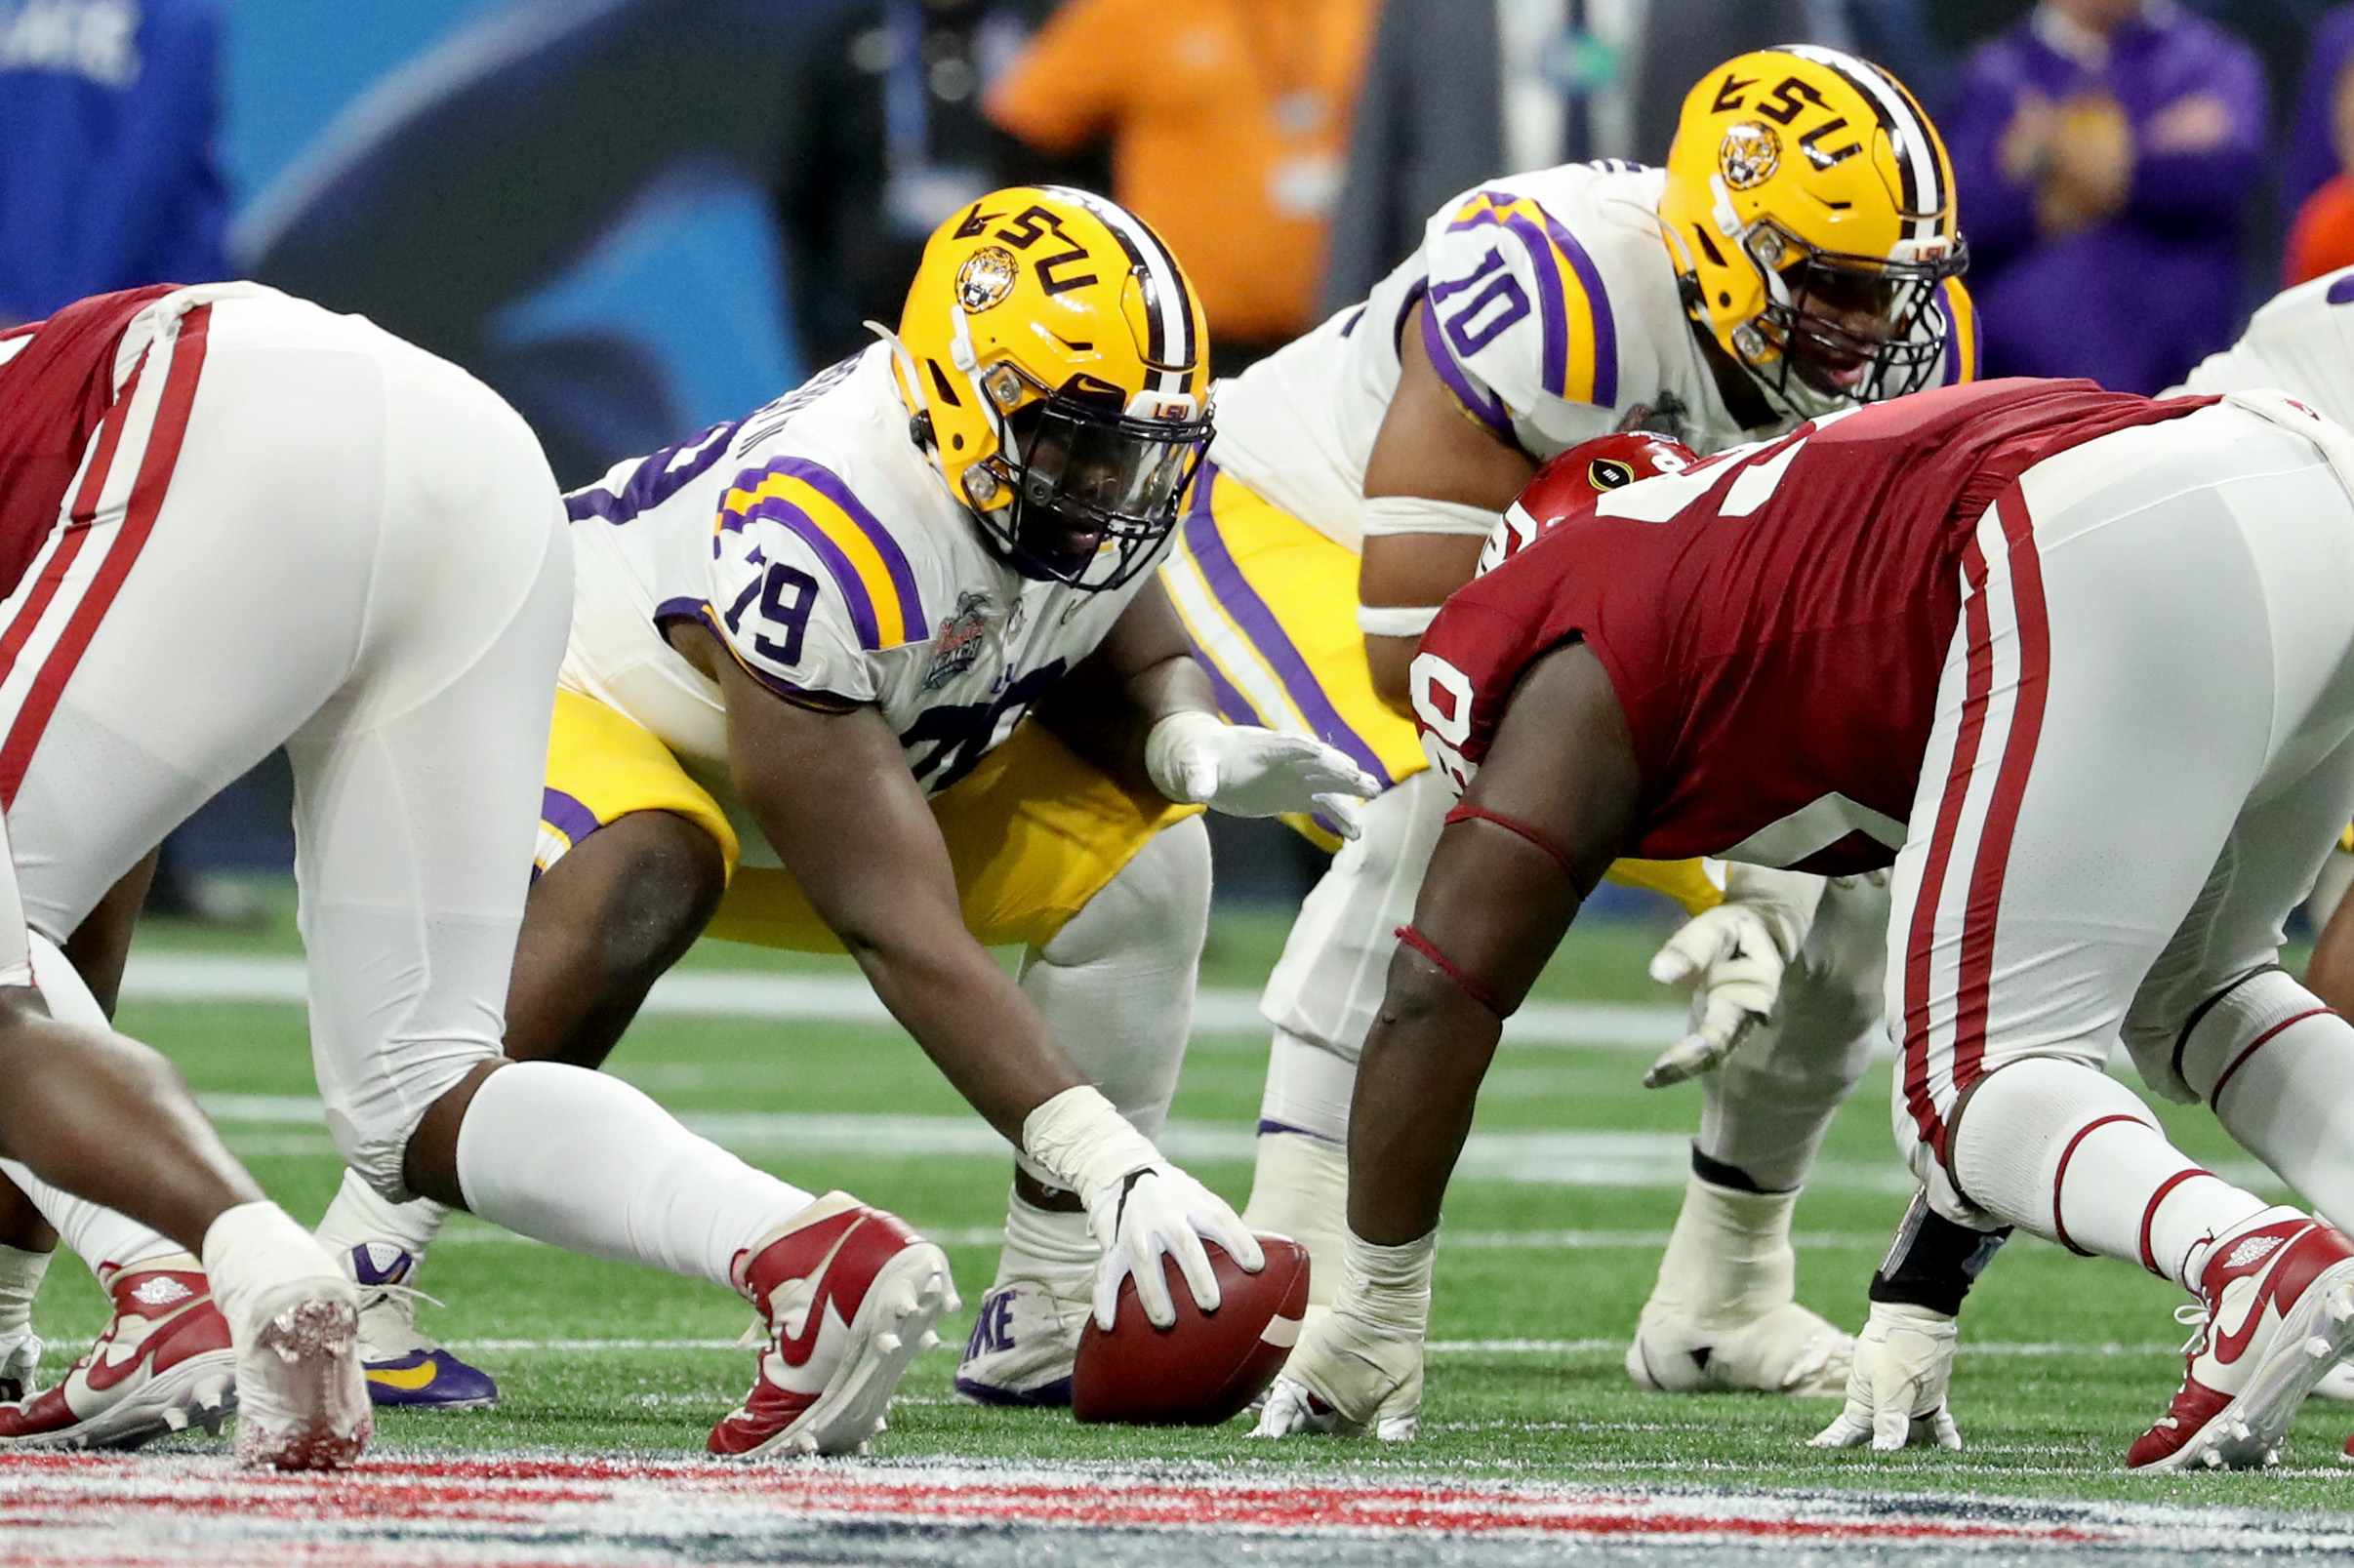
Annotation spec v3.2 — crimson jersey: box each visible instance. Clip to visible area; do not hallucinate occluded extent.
[0,285,178,603]
[1411,378,2215,875]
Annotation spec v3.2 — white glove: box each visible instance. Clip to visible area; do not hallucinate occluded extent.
[1808,1302,1964,1452]
[1146,710,1379,841]
[1020,1085,1262,1331]
[1644,865,1823,1089]
[1252,1228,1432,1441]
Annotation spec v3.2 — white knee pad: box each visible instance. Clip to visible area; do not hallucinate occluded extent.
[1261,770,1449,1058]
[1015,816,1208,1180]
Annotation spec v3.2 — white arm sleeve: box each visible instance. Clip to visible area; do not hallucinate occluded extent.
[1360,495,1503,539]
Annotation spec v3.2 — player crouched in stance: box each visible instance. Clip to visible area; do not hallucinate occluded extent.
[0,282,954,1462]
[306,187,1374,1419]
[1196,45,1973,1399]
[1258,377,2354,1471]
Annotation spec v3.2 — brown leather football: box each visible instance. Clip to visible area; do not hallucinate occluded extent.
[1072,1234,1311,1426]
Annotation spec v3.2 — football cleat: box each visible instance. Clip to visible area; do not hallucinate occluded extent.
[0,1254,234,1450]
[346,1243,497,1411]
[2128,1210,2354,1471]
[1627,1300,1851,1397]
[954,1276,1090,1407]
[230,1279,370,1470]
[1626,1173,1852,1397]
[709,1191,955,1460]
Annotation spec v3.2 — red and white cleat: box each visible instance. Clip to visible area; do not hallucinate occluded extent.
[229,1280,370,1470]
[0,1254,235,1450]
[709,1191,955,1461]
[2128,1210,2354,1472]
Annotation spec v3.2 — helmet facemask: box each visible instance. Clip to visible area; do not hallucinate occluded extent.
[962,362,1211,592]
[1733,222,1967,417]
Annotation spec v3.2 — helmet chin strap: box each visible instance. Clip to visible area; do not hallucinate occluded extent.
[866,319,932,421]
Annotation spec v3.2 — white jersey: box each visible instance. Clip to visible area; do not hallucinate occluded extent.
[1210,162,1971,552]
[2176,268,2354,431]
[560,345,1150,841]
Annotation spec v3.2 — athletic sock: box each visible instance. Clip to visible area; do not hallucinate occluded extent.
[0,1160,181,1276]
[1949,1057,2268,1289]
[0,1243,49,1346]
[2177,969,2354,1233]
[314,1166,451,1274]
[1645,1170,1801,1329]
[992,1189,1096,1293]
[452,1060,813,1291]
[1240,1128,1349,1307]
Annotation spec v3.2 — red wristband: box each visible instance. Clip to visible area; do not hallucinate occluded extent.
[1395,924,1508,1018]
[1443,803,1576,881]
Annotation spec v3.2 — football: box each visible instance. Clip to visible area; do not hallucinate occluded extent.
[1072,1234,1311,1426]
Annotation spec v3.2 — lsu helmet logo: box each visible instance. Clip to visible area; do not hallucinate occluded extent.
[954,246,1020,312]
[1719,122,1780,191]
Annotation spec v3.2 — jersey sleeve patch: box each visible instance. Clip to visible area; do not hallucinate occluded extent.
[1432,190,1620,413]
[718,457,929,651]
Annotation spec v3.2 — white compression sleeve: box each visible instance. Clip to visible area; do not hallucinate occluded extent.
[453,1061,813,1291]
[1359,496,1503,539]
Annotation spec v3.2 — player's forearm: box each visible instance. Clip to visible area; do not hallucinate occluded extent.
[1348,949,1503,1244]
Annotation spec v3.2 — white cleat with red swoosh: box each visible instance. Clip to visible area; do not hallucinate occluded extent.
[0,1254,235,1450]
[709,1191,955,1460]
[2129,1210,2354,1471]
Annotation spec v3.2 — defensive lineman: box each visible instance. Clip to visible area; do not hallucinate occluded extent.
[1181,47,1973,1394]
[301,188,1372,1414]
[0,282,959,1460]
[1260,377,2354,1472]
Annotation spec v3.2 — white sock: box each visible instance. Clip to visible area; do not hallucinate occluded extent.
[2178,969,2354,1233]
[1240,1129,1348,1307]
[0,1243,49,1343]
[993,1190,1095,1292]
[314,1166,451,1276]
[1257,1028,1357,1144]
[0,1160,181,1276]
[1645,1172,1801,1329]
[1950,1057,2267,1288]
[200,1201,350,1341]
[452,1061,812,1291]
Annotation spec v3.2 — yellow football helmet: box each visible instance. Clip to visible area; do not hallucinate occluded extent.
[1659,46,1965,417]
[890,186,1213,591]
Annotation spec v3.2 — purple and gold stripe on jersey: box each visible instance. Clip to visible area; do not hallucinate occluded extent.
[536,786,604,874]
[1444,190,1619,408]
[718,458,927,650]
[1420,304,1516,442]
[1937,278,1981,387]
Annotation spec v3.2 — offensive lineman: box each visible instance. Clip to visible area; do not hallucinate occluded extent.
[1178,46,1973,1395]
[1260,377,2354,1472]
[0,282,964,1461]
[296,188,1374,1413]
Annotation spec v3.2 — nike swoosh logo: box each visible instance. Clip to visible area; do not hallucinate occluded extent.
[81,1331,147,1392]
[2213,1225,2321,1365]
[367,1363,441,1392]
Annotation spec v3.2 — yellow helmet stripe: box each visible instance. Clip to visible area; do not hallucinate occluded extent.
[1782,45,1948,240]
[719,463,925,650]
[1043,184,1197,391]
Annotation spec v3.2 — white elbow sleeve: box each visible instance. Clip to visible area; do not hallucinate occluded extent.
[1360,496,1503,539]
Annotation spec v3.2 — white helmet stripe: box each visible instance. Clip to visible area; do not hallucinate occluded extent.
[1043,185,1195,393]
[1781,45,1945,244]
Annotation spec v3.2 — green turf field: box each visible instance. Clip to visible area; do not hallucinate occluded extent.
[37,888,2354,1511]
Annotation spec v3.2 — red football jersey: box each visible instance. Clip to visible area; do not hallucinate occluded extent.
[0,285,180,603]
[1413,378,2215,875]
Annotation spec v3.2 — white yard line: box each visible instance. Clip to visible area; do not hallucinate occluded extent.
[425,1334,2178,1358]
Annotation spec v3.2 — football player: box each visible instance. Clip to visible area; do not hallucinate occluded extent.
[1183,46,1973,1395]
[1258,377,2354,1473]
[0,282,960,1462]
[300,187,1376,1414]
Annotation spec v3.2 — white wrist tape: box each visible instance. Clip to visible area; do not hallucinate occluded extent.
[1336,1226,1438,1338]
[1142,709,1224,804]
[1021,1085,1158,1207]
[1356,603,1441,638]
[1360,495,1503,540]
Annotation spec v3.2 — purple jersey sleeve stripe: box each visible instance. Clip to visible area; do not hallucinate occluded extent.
[768,457,928,638]
[755,497,883,650]
[1533,207,1618,407]
[1179,467,1394,788]
[541,787,603,850]
[1499,210,1572,402]
[1419,302,1515,440]
[652,595,705,625]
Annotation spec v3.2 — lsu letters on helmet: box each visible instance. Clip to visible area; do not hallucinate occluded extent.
[1482,430,1698,574]
[1659,47,1965,418]
[890,186,1213,591]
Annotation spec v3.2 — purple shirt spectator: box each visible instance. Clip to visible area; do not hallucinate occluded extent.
[1942,1,2266,393]
[2286,6,2354,226]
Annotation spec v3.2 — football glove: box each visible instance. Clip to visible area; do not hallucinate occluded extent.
[1808,1301,1964,1452]
[1146,710,1379,841]
[1644,865,1823,1088]
[1019,1085,1262,1331]
[1252,1227,1433,1441]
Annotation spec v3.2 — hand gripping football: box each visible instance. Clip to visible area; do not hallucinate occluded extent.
[1072,1234,1310,1425]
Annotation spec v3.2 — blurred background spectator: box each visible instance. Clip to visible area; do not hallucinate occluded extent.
[2285,4,2354,282]
[776,0,1100,369]
[1942,0,2268,393]
[986,0,1377,376]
